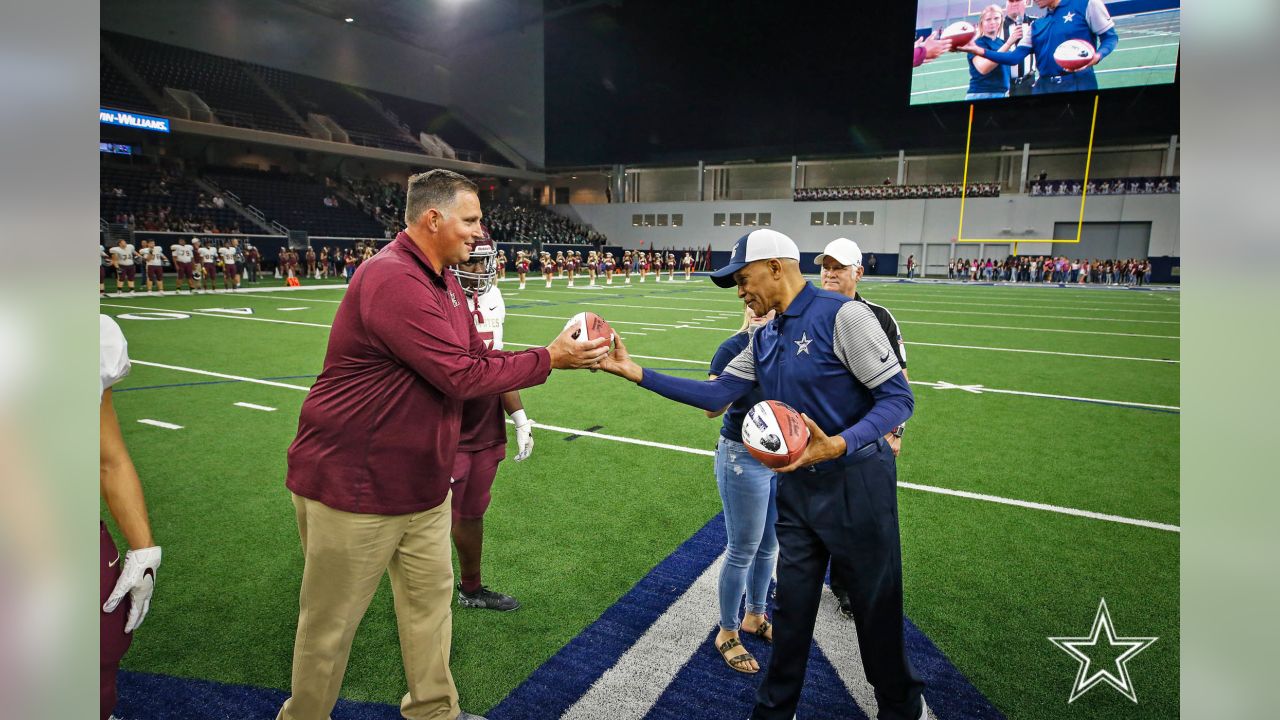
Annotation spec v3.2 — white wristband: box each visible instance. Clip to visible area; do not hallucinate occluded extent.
[510,409,529,427]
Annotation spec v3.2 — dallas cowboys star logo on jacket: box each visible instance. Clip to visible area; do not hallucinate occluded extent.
[794,332,812,355]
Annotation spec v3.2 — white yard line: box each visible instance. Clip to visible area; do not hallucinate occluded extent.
[910,380,1179,411]
[593,301,1178,324]
[137,419,183,430]
[908,341,1177,364]
[234,402,277,412]
[131,360,313,391]
[896,482,1179,533]
[126,357,1179,532]
[900,319,1175,339]
[859,297,1179,315]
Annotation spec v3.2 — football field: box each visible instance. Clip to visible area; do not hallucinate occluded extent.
[910,9,1181,105]
[100,275,1179,719]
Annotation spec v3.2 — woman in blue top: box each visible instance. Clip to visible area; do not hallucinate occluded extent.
[707,306,777,674]
[965,5,1022,100]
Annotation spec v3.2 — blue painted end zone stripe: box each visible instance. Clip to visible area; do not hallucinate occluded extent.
[487,514,727,720]
[116,669,400,720]
[904,619,1005,719]
[490,512,1004,719]
[648,621,869,720]
[112,516,1002,719]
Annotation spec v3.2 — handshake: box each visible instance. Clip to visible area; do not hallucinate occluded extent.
[545,312,640,381]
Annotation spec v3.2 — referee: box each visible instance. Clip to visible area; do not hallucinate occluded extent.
[598,229,925,720]
[1001,0,1038,96]
[816,238,910,621]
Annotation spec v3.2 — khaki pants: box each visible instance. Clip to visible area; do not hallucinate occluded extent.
[278,493,459,720]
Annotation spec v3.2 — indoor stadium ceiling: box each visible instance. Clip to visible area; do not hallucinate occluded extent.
[278,0,582,54]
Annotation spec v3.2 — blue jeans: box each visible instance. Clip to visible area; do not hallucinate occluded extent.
[714,437,778,631]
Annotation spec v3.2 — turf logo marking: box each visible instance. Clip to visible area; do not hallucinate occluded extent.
[930,380,986,394]
[116,311,190,321]
[1049,598,1157,704]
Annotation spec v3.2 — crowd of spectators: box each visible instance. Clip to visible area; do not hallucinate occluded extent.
[101,172,242,234]
[1028,176,1179,196]
[947,256,1154,285]
[483,203,606,246]
[794,182,1001,201]
[345,176,607,246]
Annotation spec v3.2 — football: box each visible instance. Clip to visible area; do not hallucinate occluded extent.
[741,400,810,469]
[940,21,977,48]
[564,311,617,349]
[1053,39,1096,72]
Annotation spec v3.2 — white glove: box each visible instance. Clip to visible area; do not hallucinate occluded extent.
[103,545,162,633]
[511,409,535,462]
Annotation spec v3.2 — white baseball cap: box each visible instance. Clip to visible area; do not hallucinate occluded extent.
[815,238,862,268]
[710,229,801,288]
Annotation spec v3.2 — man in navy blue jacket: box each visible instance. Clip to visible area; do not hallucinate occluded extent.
[598,229,925,720]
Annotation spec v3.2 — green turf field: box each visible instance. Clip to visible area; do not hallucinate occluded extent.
[100,275,1179,718]
[910,10,1180,105]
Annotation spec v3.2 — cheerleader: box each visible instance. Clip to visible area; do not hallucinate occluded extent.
[516,250,530,290]
[604,252,616,284]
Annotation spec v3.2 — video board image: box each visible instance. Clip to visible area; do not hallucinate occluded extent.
[910,0,1179,104]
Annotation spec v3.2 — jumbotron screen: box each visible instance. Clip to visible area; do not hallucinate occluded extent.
[909,0,1180,105]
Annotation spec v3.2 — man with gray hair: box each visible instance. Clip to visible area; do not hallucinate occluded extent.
[277,169,610,720]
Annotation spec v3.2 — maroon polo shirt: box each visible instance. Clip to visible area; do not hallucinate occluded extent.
[286,232,551,515]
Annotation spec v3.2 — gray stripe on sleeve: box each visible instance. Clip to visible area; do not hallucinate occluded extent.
[723,332,756,381]
[833,301,901,389]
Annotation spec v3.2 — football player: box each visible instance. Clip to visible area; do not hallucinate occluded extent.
[195,240,218,292]
[108,238,138,295]
[218,239,241,291]
[142,240,167,296]
[450,229,535,611]
[170,237,197,294]
[100,315,162,719]
[100,243,109,296]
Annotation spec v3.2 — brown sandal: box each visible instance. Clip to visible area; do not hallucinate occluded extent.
[745,618,773,644]
[717,637,758,674]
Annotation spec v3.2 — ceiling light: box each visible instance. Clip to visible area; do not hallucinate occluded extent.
[345,17,354,23]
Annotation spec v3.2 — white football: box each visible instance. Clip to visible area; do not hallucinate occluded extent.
[940,21,977,48]
[1053,39,1096,72]
[562,311,616,349]
[741,400,810,470]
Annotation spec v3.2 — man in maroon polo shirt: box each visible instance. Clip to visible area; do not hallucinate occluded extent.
[277,170,609,720]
